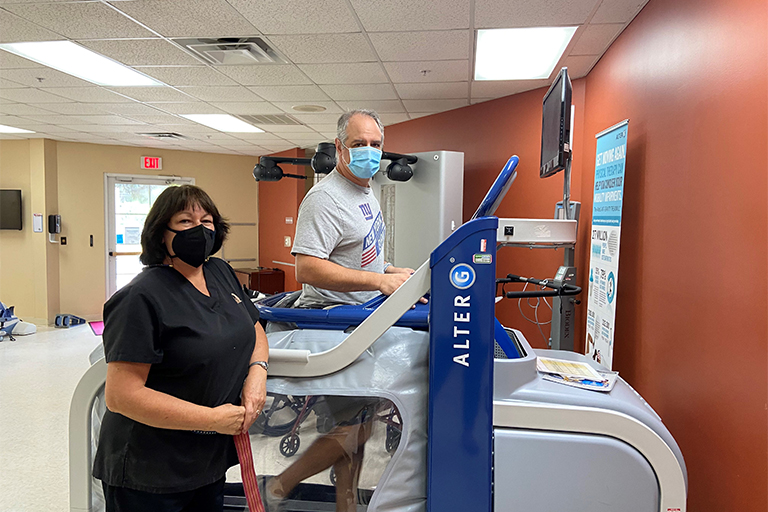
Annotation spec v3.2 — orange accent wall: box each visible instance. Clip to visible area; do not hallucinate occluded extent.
[385,0,768,508]
[257,148,306,292]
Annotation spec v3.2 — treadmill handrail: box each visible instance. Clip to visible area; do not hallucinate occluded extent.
[69,357,106,512]
[268,260,431,377]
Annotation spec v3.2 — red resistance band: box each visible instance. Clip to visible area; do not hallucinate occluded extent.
[234,432,265,512]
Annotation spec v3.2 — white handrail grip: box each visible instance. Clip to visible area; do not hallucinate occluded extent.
[268,348,311,363]
[268,260,431,377]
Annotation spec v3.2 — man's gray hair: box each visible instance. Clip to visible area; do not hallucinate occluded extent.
[337,109,384,145]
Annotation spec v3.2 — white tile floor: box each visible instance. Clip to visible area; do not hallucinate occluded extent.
[0,323,100,512]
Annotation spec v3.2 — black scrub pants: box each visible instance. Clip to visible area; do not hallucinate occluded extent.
[102,477,225,512]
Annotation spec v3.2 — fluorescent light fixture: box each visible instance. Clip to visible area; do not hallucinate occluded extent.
[0,124,34,134]
[181,114,264,133]
[0,41,163,87]
[475,27,577,81]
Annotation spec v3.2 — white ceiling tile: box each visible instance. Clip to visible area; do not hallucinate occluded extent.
[59,124,145,133]
[0,103,59,115]
[0,9,65,43]
[146,102,225,115]
[0,133,25,140]
[384,60,469,83]
[470,98,494,105]
[351,0,470,31]
[208,102,283,115]
[336,100,404,113]
[303,123,337,132]
[30,103,109,115]
[10,123,84,133]
[72,115,147,125]
[408,112,437,119]
[592,0,649,23]
[247,85,328,102]
[231,132,285,141]
[146,123,214,133]
[279,134,324,142]
[268,33,376,64]
[0,87,77,103]
[0,114,33,126]
[571,24,625,55]
[369,30,470,62]
[5,3,154,39]
[260,124,316,133]
[79,39,202,66]
[107,86,195,103]
[379,113,410,125]
[291,113,343,124]
[271,101,342,115]
[122,114,193,125]
[134,67,238,87]
[228,0,358,35]
[561,54,599,79]
[217,65,312,86]
[111,0,259,37]
[260,142,300,151]
[0,50,40,69]
[176,86,262,102]
[318,132,337,139]
[185,132,238,141]
[19,114,95,125]
[0,77,25,89]
[320,84,397,101]
[96,103,167,115]
[475,0,599,28]
[395,82,468,100]
[0,67,93,88]
[402,98,468,112]
[42,87,134,102]
[299,63,388,85]
[470,79,550,98]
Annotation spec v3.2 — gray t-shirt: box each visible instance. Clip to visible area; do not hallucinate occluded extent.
[291,170,386,308]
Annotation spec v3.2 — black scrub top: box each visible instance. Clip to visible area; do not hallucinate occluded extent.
[93,257,259,493]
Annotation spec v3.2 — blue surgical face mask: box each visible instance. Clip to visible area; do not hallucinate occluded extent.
[343,144,382,180]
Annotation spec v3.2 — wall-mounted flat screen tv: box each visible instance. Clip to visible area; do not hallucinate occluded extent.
[540,67,572,178]
[0,189,22,230]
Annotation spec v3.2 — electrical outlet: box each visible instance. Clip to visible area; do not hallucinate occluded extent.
[284,236,291,247]
[61,237,67,245]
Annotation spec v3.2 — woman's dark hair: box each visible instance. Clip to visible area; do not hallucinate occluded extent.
[140,184,230,265]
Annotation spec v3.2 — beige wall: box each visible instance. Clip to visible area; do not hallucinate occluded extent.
[0,140,38,319]
[0,139,260,322]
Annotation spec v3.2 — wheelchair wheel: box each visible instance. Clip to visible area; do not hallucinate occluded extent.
[279,433,300,457]
[316,413,333,434]
[329,467,336,485]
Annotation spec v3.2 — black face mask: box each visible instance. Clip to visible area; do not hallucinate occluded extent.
[166,224,215,268]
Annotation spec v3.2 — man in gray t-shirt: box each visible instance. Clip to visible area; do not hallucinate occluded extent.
[291,109,414,308]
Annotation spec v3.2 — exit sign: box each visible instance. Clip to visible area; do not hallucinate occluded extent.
[141,156,162,170]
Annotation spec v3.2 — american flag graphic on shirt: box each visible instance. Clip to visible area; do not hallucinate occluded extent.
[361,212,385,267]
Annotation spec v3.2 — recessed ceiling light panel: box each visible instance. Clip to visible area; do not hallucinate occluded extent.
[0,41,163,87]
[181,114,264,133]
[475,27,577,81]
[0,124,34,134]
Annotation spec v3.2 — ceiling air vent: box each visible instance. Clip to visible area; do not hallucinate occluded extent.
[236,114,302,126]
[138,132,189,140]
[175,37,289,66]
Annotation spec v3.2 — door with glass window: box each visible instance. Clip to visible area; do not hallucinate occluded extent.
[105,175,194,298]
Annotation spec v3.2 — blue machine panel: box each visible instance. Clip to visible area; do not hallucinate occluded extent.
[427,217,497,512]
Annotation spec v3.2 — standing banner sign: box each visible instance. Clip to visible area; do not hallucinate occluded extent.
[585,120,629,369]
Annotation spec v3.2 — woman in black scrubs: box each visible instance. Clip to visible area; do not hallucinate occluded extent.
[93,185,268,512]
